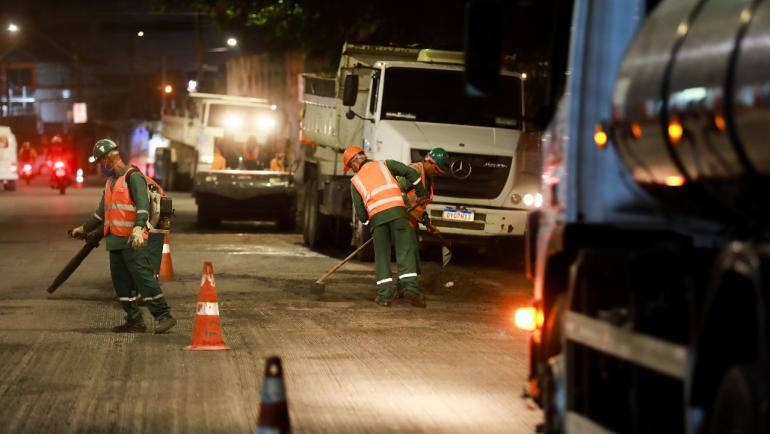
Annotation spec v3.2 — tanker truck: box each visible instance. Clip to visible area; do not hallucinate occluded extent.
[475,0,770,432]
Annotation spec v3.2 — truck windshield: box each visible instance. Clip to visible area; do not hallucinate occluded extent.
[380,67,522,129]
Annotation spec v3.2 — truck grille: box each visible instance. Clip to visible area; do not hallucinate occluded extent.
[411,150,512,199]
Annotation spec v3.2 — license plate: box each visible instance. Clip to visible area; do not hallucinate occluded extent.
[442,208,475,222]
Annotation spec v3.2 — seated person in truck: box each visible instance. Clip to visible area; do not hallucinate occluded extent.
[270,152,286,172]
[211,141,226,170]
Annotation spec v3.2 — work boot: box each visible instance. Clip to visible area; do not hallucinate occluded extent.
[373,295,393,307]
[154,316,177,334]
[395,288,405,299]
[403,291,427,308]
[111,316,147,333]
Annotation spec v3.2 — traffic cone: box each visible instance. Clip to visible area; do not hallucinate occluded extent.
[159,233,175,281]
[185,261,230,351]
[255,356,291,434]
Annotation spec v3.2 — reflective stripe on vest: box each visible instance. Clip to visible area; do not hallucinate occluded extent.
[103,169,148,238]
[405,162,433,225]
[351,161,405,218]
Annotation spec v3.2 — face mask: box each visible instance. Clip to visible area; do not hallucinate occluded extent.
[100,165,112,177]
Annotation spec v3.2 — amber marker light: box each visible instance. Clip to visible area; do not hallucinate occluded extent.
[514,307,538,331]
[665,175,685,187]
[714,114,726,132]
[631,122,642,139]
[668,119,684,144]
[594,124,608,149]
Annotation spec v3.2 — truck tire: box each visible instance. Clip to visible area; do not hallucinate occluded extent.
[4,181,16,191]
[303,180,332,248]
[197,206,220,229]
[708,364,762,434]
[353,220,375,262]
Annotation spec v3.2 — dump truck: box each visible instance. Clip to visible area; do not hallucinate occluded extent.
[158,92,295,228]
[476,0,770,432]
[297,43,542,256]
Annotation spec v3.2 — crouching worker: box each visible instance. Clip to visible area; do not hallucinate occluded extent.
[69,139,177,333]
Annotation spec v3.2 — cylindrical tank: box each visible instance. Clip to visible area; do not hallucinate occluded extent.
[611,0,770,227]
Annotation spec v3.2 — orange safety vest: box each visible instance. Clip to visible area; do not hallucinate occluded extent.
[351,161,405,218]
[405,162,433,227]
[103,168,154,238]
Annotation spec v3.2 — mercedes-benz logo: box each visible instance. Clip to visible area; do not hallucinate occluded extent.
[450,159,472,180]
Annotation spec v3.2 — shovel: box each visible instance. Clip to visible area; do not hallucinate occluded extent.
[423,223,452,268]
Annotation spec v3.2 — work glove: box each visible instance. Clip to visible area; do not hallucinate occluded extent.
[128,226,145,249]
[421,214,438,233]
[69,225,85,239]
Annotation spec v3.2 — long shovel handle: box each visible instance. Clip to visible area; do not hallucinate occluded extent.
[315,237,374,285]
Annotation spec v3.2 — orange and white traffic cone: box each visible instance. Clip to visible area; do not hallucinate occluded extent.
[185,261,230,351]
[158,233,175,281]
[255,356,291,434]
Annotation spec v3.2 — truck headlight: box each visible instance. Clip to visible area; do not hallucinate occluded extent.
[523,193,535,207]
[523,193,543,208]
[256,115,276,131]
[224,114,243,129]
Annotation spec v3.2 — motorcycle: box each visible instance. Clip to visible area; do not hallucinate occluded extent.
[50,160,73,195]
[19,161,34,185]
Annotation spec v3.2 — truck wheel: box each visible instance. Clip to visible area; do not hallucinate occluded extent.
[708,364,762,434]
[353,220,375,262]
[5,181,16,191]
[197,206,220,229]
[303,180,331,248]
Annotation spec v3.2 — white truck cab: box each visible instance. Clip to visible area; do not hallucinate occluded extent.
[300,44,542,252]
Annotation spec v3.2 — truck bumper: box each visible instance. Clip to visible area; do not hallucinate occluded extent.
[426,203,528,239]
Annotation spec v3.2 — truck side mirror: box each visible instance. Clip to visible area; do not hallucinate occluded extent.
[464,0,502,97]
[342,74,359,107]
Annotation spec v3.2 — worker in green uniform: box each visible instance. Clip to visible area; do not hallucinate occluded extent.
[344,146,429,307]
[69,139,176,333]
[396,148,450,290]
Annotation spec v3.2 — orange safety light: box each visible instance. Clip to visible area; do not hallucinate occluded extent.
[594,124,608,149]
[514,307,538,331]
[713,114,726,132]
[668,119,684,144]
[163,84,173,94]
[631,122,642,140]
[665,175,685,187]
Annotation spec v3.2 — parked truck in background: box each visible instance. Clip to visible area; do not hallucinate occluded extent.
[297,43,543,256]
[475,0,770,432]
[158,92,295,228]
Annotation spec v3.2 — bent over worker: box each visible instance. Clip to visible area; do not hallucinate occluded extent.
[397,148,450,281]
[69,139,176,333]
[344,146,429,307]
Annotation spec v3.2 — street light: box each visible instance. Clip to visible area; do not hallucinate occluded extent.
[163,84,173,94]
[226,37,237,47]
[137,31,144,37]
[7,23,19,33]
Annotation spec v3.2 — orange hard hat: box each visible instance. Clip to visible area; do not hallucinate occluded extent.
[343,146,365,174]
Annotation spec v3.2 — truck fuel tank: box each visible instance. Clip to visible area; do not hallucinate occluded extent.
[610,0,770,228]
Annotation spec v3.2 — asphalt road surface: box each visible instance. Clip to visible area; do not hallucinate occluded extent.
[0,180,539,434]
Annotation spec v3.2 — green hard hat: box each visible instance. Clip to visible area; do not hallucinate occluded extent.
[91,139,118,162]
[426,147,450,173]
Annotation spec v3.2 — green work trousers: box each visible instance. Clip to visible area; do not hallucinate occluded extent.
[147,233,164,275]
[110,245,171,321]
[403,224,421,277]
[372,216,420,299]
